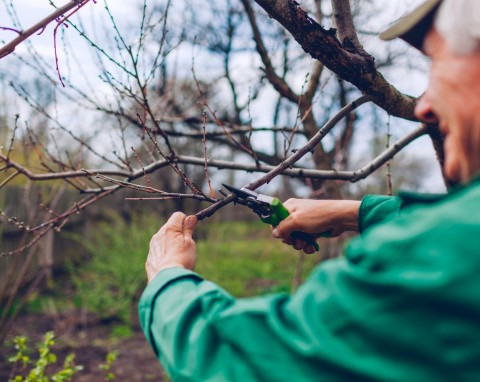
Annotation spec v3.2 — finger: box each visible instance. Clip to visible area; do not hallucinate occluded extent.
[272,228,280,238]
[281,198,296,211]
[292,238,306,251]
[183,215,197,239]
[303,245,316,255]
[166,211,187,230]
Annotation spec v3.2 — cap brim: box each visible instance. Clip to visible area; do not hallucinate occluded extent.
[379,0,443,50]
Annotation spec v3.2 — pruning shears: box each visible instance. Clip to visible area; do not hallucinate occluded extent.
[222,183,320,251]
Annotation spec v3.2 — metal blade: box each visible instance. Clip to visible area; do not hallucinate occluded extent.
[222,183,259,200]
[222,183,273,219]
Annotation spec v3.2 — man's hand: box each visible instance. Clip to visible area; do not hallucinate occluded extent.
[145,212,198,283]
[272,199,360,253]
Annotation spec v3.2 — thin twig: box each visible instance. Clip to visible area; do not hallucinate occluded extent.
[93,172,158,193]
[202,111,215,198]
[126,194,217,202]
[386,115,393,195]
[52,0,91,86]
[0,26,21,34]
[192,57,254,156]
[137,113,204,195]
[0,0,93,60]
[131,146,152,189]
[6,114,20,160]
[0,170,20,189]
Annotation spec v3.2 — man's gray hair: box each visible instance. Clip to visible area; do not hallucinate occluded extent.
[435,0,480,54]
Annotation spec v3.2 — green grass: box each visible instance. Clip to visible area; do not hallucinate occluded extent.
[196,220,320,296]
[66,212,157,325]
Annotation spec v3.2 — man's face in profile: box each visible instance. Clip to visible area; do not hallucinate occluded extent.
[414,28,480,183]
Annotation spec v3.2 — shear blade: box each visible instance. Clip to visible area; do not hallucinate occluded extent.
[222,183,258,200]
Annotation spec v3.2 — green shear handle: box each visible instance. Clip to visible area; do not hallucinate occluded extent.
[261,198,320,252]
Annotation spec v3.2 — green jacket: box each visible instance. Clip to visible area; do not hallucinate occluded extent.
[139,179,480,381]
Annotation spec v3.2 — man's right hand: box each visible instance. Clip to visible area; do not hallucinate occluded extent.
[272,199,361,253]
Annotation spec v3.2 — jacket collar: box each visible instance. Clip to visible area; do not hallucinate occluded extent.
[397,176,480,206]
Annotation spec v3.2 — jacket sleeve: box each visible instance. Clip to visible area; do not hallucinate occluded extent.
[358,194,403,233]
[138,266,374,381]
[137,246,451,382]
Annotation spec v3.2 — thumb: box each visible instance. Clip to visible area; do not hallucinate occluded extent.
[273,216,296,238]
[167,211,187,231]
[183,215,198,239]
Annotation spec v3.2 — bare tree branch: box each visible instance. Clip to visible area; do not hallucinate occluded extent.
[331,0,363,51]
[241,0,299,102]
[252,0,417,120]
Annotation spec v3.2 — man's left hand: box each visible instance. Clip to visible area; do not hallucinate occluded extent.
[145,212,198,283]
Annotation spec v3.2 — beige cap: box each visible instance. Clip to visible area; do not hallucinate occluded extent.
[379,0,443,50]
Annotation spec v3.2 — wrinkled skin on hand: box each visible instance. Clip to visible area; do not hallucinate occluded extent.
[272,199,360,254]
[145,212,198,283]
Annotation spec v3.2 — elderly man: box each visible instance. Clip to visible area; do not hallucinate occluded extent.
[139,0,480,380]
